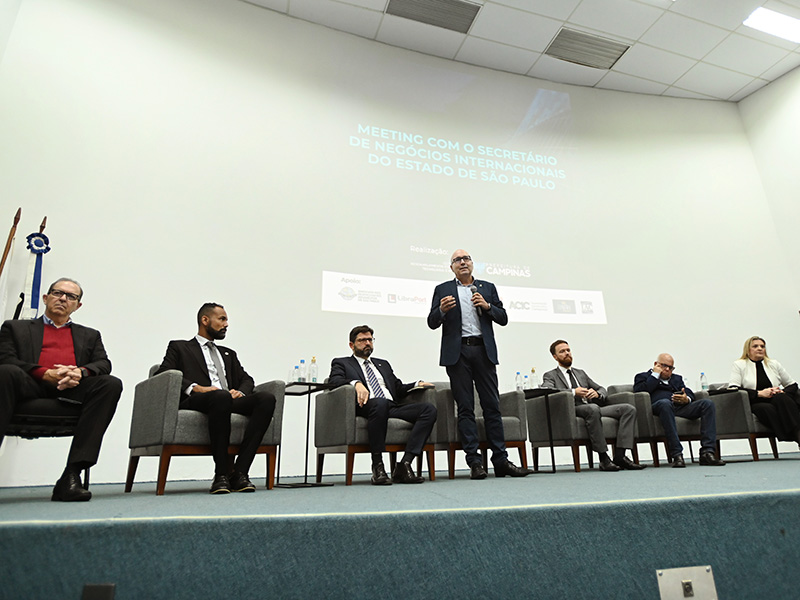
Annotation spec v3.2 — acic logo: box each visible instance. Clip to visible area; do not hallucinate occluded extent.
[509,301,531,310]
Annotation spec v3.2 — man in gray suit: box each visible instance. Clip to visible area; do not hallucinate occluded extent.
[542,340,644,471]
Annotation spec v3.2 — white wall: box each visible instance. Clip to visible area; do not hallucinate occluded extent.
[1,0,798,487]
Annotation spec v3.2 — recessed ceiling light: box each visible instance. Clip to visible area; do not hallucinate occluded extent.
[744,7,800,43]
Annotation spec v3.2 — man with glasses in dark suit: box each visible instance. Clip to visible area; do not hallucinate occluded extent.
[0,278,122,501]
[428,249,531,480]
[634,353,725,468]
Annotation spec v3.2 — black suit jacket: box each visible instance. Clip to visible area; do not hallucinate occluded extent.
[156,338,255,398]
[427,278,507,366]
[0,317,112,376]
[634,370,696,404]
[328,356,415,402]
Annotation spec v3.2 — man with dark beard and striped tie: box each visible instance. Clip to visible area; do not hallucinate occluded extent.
[328,325,437,485]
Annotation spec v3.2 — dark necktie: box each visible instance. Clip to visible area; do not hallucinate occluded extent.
[567,368,579,389]
[363,360,385,398]
[207,341,229,391]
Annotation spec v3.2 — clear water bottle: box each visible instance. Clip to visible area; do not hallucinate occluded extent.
[530,368,537,388]
[299,359,307,383]
[289,365,299,382]
[515,371,523,391]
[523,375,530,390]
[700,372,709,391]
[309,356,318,383]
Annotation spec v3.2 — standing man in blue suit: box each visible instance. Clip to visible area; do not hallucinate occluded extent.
[428,249,531,480]
[328,325,437,485]
[634,353,725,468]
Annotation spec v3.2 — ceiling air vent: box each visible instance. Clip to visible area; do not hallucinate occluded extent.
[385,0,481,34]
[544,27,630,70]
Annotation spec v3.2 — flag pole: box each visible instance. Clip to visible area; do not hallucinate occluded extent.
[0,207,21,279]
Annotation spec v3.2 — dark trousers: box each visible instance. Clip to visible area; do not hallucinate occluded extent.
[356,397,437,459]
[750,392,800,442]
[0,364,121,469]
[446,343,508,466]
[181,389,276,475]
[651,397,717,457]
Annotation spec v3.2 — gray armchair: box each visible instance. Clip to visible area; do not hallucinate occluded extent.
[125,367,285,494]
[314,384,437,485]
[525,388,642,472]
[707,383,778,460]
[433,383,528,479]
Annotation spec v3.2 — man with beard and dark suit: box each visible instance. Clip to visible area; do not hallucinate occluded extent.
[428,249,531,480]
[0,277,122,501]
[156,303,276,494]
[328,325,437,485]
[542,340,643,471]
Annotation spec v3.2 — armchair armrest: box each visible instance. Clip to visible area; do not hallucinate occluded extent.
[607,390,651,439]
[254,380,285,445]
[525,390,579,443]
[314,385,357,448]
[129,369,184,448]
[708,389,752,435]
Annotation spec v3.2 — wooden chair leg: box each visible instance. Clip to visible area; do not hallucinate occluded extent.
[316,453,325,483]
[125,455,140,493]
[517,445,528,469]
[425,448,435,481]
[769,436,779,459]
[532,445,539,473]
[571,443,581,472]
[631,444,640,464]
[266,450,276,490]
[448,443,457,479]
[389,451,398,474]
[651,441,660,467]
[345,448,356,485]
[156,451,172,496]
[586,443,594,469]
[748,434,760,461]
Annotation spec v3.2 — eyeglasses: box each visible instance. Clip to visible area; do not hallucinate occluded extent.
[48,289,80,302]
[657,363,675,371]
[355,337,374,344]
[451,255,472,264]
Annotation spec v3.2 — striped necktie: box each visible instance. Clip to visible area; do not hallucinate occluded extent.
[363,360,385,398]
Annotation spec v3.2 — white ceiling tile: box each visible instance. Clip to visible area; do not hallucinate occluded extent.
[470,3,563,52]
[640,12,730,59]
[595,71,669,94]
[337,0,387,9]
[760,51,800,78]
[763,0,800,19]
[569,0,663,41]
[289,0,382,38]
[376,15,466,59]
[703,33,790,76]
[673,62,756,99]
[736,22,800,50]
[613,44,696,84]
[456,37,539,74]
[670,0,763,31]
[662,86,717,100]
[728,78,770,100]
[490,0,581,21]
[527,54,606,86]
[248,0,289,12]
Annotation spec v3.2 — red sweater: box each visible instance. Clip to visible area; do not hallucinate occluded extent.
[31,325,77,380]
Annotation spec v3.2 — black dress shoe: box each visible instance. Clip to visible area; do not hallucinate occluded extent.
[392,461,424,484]
[599,456,621,472]
[494,460,533,478]
[51,471,91,502]
[371,462,392,485]
[210,474,231,494]
[613,456,646,471]
[230,471,256,492]
[699,451,726,466]
[671,454,686,468]
[470,463,488,480]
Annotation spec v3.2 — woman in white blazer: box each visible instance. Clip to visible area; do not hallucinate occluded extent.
[728,336,800,443]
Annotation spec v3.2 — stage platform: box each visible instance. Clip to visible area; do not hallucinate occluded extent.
[2,455,800,599]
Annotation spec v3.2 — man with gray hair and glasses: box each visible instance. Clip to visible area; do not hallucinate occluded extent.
[0,277,122,501]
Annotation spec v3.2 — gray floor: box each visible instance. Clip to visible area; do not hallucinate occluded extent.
[2,453,799,525]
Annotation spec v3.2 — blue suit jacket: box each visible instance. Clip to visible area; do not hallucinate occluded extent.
[427,278,508,366]
[633,370,696,404]
[328,355,414,401]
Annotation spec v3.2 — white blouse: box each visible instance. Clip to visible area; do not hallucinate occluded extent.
[728,358,795,390]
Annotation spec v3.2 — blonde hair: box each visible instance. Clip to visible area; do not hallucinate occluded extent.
[740,336,769,362]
